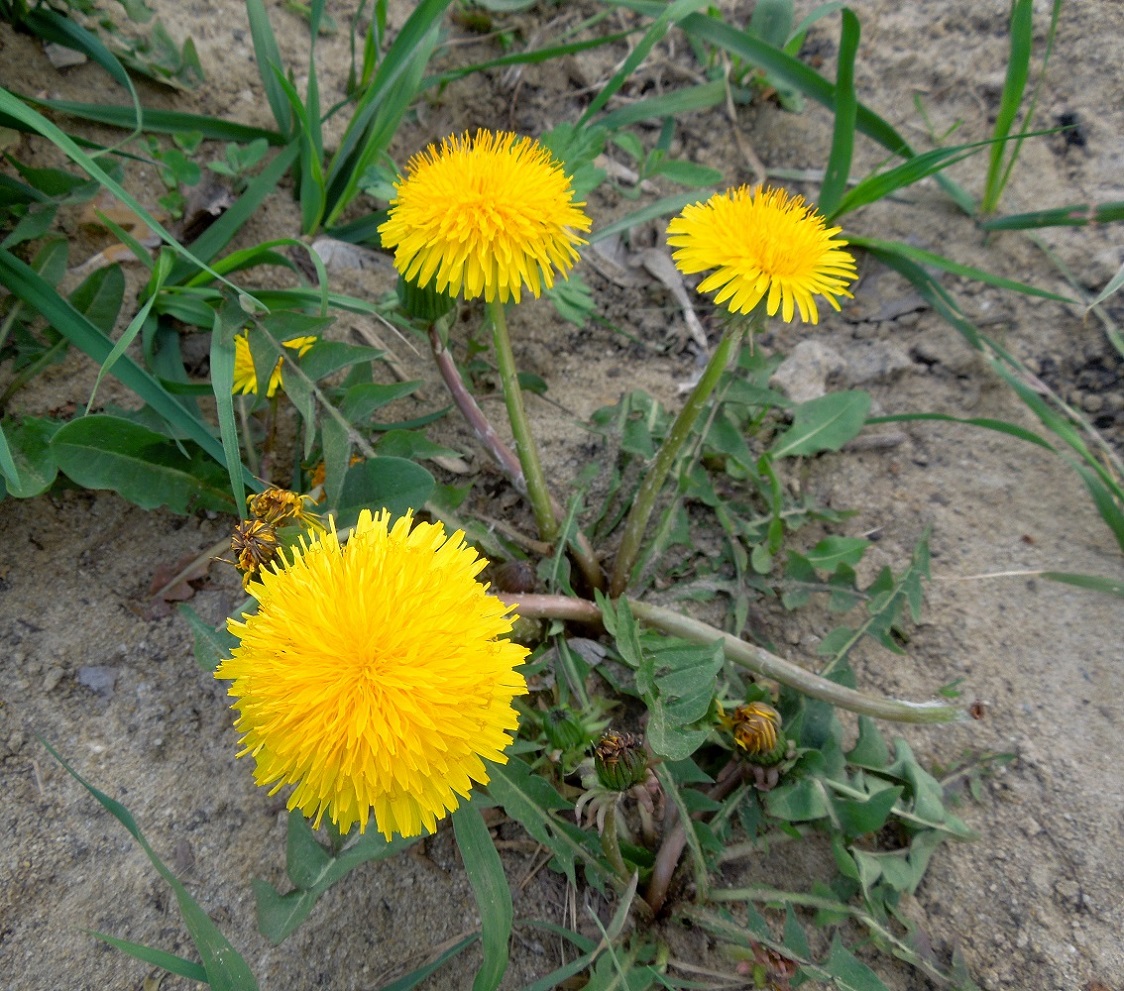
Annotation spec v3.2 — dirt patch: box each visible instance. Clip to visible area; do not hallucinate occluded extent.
[2,2,1123,989]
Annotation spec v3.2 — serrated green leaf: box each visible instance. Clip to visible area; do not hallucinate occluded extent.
[772,391,871,457]
[805,536,870,572]
[0,416,60,497]
[178,603,238,673]
[831,784,903,838]
[339,381,422,422]
[766,777,829,822]
[846,717,890,769]
[822,934,892,991]
[486,758,607,890]
[51,415,234,513]
[336,457,435,524]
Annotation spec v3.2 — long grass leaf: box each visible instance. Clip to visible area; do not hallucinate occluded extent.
[245,0,292,136]
[430,29,634,86]
[994,0,1062,207]
[673,10,977,214]
[848,236,1074,303]
[867,412,1054,451]
[0,87,255,300]
[327,0,451,206]
[274,71,326,233]
[86,932,209,982]
[1087,261,1124,311]
[30,98,281,143]
[595,78,729,131]
[169,143,299,282]
[453,804,512,991]
[979,200,1124,231]
[832,143,985,219]
[1041,572,1124,598]
[579,0,711,126]
[980,0,1032,214]
[86,253,170,409]
[0,248,239,473]
[210,302,246,510]
[42,740,259,991]
[817,8,858,217]
[377,936,476,991]
[590,190,707,243]
[24,8,142,134]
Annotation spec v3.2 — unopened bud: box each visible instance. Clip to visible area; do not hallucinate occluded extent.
[593,730,648,791]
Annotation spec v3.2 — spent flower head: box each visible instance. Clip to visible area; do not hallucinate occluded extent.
[233,332,316,397]
[379,129,591,304]
[667,184,857,323]
[215,509,528,839]
[248,487,324,532]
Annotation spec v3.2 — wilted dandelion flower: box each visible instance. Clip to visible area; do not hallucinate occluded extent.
[379,129,591,303]
[232,332,316,397]
[247,487,324,532]
[215,509,528,839]
[667,185,857,324]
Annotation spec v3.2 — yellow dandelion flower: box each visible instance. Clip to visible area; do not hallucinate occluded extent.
[378,129,591,304]
[215,509,528,839]
[232,332,317,397]
[667,185,857,324]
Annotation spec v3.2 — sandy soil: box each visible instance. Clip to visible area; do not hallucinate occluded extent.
[2,1,1123,989]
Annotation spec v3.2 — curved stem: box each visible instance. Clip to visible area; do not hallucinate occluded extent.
[489,298,558,543]
[609,318,751,597]
[503,593,964,724]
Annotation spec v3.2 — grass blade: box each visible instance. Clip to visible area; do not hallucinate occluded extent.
[817,8,858,217]
[24,8,142,133]
[325,2,449,226]
[979,199,1124,231]
[452,804,512,991]
[595,78,729,131]
[169,142,298,281]
[867,411,1054,451]
[849,236,1074,303]
[42,740,259,991]
[674,9,977,214]
[377,935,476,991]
[30,97,280,143]
[430,29,634,87]
[579,0,711,126]
[831,142,986,220]
[980,0,1032,214]
[0,247,248,480]
[210,301,247,510]
[86,932,208,983]
[1041,572,1124,598]
[245,0,292,136]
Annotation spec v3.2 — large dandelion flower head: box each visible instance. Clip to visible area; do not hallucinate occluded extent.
[215,508,529,839]
[378,129,591,304]
[667,185,857,324]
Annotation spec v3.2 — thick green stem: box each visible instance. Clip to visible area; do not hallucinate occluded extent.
[489,299,558,542]
[429,324,604,591]
[609,318,751,597]
[503,593,965,724]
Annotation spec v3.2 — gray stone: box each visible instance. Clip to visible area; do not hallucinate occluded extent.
[769,340,847,402]
[76,665,118,697]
